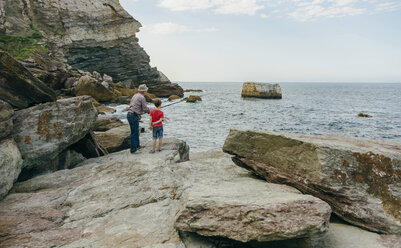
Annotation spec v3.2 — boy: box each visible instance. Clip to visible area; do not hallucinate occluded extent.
[149,99,164,153]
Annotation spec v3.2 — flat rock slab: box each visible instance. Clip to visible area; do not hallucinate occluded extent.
[175,179,331,242]
[316,223,401,248]
[0,51,56,109]
[223,129,401,234]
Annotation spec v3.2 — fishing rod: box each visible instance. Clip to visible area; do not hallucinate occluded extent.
[161,98,187,109]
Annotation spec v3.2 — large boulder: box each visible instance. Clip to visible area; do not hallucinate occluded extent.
[223,129,401,234]
[175,179,331,243]
[94,125,131,153]
[0,51,56,109]
[73,75,116,102]
[11,96,97,172]
[0,100,14,140]
[0,139,23,200]
[149,83,184,98]
[241,82,282,99]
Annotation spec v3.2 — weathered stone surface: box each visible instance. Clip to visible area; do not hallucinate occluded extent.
[95,125,131,153]
[0,100,13,140]
[175,179,331,243]
[186,95,202,103]
[94,116,124,132]
[0,139,23,200]
[0,0,171,86]
[0,138,190,247]
[241,82,282,99]
[0,140,334,248]
[145,93,157,103]
[0,51,56,109]
[11,96,97,171]
[168,95,181,101]
[149,83,184,98]
[115,87,138,97]
[223,129,401,234]
[97,105,116,115]
[74,75,116,102]
[315,222,401,248]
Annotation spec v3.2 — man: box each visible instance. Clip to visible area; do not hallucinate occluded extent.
[127,84,150,153]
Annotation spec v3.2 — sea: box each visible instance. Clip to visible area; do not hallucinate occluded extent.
[107,82,401,153]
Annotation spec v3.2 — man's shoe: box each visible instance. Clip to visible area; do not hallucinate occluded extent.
[137,145,144,149]
[130,150,137,154]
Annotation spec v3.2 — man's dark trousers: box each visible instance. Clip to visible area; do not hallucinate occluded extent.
[127,112,140,153]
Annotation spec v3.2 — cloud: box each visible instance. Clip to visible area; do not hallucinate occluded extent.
[158,0,401,21]
[159,0,265,15]
[145,22,189,34]
[144,22,218,34]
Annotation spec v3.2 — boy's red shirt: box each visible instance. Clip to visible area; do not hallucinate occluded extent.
[150,109,164,127]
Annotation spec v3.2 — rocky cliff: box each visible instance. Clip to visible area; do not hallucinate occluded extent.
[0,0,169,86]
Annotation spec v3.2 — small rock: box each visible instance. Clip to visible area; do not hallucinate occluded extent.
[101,81,109,89]
[97,105,116,115]
[184,89,203,92]
[186,95,202,103]
[145,93,157,103]
[92,71,102,81]
[103,74,113,83]
[168,95,181,101]
[148,83,184,98]
[358,113,372,118]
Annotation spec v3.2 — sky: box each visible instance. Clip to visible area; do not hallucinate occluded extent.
[120,0,401,83]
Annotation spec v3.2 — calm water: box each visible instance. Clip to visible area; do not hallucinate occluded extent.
[108,82,401,152]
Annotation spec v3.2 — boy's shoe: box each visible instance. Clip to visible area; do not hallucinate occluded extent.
[150,150,155,154]
[157,149,162,152]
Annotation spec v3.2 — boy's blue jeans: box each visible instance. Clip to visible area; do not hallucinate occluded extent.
[127,112,139,153]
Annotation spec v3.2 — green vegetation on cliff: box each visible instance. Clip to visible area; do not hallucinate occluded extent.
[0,28,47,60]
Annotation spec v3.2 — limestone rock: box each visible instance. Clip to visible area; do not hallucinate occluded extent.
[0,139,23,200]
[241,82,282,99]
[115,87,138,97]
[145,93,157,103]
[223,129,401,234]
[0,138,190,247]
[74,75,116,102]
[11,96,97,171]
[95,125,131,153]
[103,74,113,83]
[0,51,56,109]
[149,83,184,98]
[97,105,116,115]
[0,100,13,140]
[0,0,170,85]
[175,179,331,242]
[94,116,124,132]
[316,222,401,248]
[186,95,202,103]
[168,95,181,101]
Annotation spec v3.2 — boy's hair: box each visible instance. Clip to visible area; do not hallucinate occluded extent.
[153,98,162,107]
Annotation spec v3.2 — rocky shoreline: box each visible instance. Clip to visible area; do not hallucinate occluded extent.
[1,0,400,247]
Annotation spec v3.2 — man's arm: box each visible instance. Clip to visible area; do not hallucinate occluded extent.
[149,115,153,130]
[141,96,150,114]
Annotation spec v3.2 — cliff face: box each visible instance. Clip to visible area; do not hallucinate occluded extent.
[0,0,169,85]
